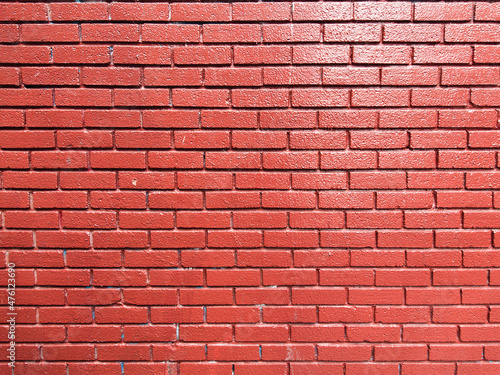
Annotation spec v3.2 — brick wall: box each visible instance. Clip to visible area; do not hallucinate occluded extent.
[1,1,500,374]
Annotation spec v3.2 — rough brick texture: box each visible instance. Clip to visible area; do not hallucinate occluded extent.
[1,1,500,373]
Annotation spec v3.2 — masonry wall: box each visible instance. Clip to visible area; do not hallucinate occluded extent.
[1,1,500,374]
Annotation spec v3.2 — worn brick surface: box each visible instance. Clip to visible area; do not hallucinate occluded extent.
[1,1,500,373]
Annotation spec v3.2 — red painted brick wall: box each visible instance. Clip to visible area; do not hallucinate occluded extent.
[1,1,500,374]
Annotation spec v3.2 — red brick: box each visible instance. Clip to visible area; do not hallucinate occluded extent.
[50,2,108,21]
[415,2,472,21]
[349,288,404,305]
[380,110,437,129]
[0,46,49,66]
[0,130,55,149]
[23,67,79,86]
[82,24,139,42]
[321,269,373,286]
[2,0,500,366]
[37,231,90,249]
[206,152,261,170]
[205,192,260,209]
[474,45,500,63]
[354,2,411,20]
[402,364,455,375]
[414,46,472,64]
[263,24,321,43]
[149,152,203,170]
[57,130,113,149]
[180,288,233,306]
[202,110,258,129]
[382,67,439,86]
[353,46,411,64]
[405,211,461,229]
[379,150,436,169]
[412,88,469,107]
[182,250,234,268]
[5,211,59,229]
[435,230,491,248]
[180,325,232,342]
[437,191,492,208]
[175,131,229,149]
[350,171,406,190]
[376,306,430,323]
[457,363,500,375]
[114,89,169,107]
[55,88,112,107]
[352,88,410,107]
[83,67,141,87]
[442,67,500,86]
[178,172,232,190]
[0,89,52,107]
[171,3,230,22]
[4,171,57,189]
[204,24,261,44]
[32,151,87,169]
[0,3,48,21]
[208,230,262,248]
[0,192,30,209]
[173,89,230,108]
[467,172,500,189]
[22,24,79,43]
[376,191,433,209]
[264,151,318,170]
[378,231,433,249]
[52,45,110,64]
[0,25,18,43]
[142,24,199,43]
[321,151,377,169]
[174,46,231,65]
[234,212,287,229]
[325,24,380,43]
[407,172,464,189]
[109,3,169,21]
[433,306,488,324]
[384,24,442,43]
[151,230,205,249]
[233,89,289,108]
[233,131,287,149]
[375,344,427,361]
[347,211,402,229]
[293,2,352,21]
[0,110,23,128]
[261,110,317,129]
[26,110,82,129]
[321,230,376,248]
[446,24,500,43]
[208,344,260,360]
[290,211,344,229]
[320,110,378,129]
[404,325,458,343]
[472,89,500,107]
[91,191,146,209]
[410,130,467,148]
[114,46,171,65]
[150,270,203,287]
[205,68,262,87]
[62,211,116,229]
[0,231,33,248]
[351,250,405,267]
[324,67,380,86]
[407,288,461,305]
[293,45,350,64]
